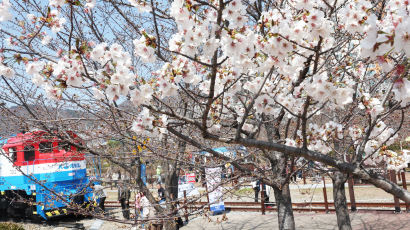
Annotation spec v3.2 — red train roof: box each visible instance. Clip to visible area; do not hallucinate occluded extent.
[2,130,82,149]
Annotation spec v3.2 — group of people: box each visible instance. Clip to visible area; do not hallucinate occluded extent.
[89,181,134,219]
[89,182,167,220]
[88,179,187,229]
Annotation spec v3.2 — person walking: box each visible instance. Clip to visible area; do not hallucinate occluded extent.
[118,182,131,219]
[135,192,143,229]
[252,179,260,202]
[112,171,119,189]
[91,183,107,211]
[265,185,272,208]
[156,165,162,184]
[136,191,152,229]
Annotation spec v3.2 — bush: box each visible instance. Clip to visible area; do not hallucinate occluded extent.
[387,142,409,151]
[234,187,254,196]
[0,222,25,230]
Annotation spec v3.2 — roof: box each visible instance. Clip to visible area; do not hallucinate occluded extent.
[0,137,8,146]
[0,134,16,146]
[197,146,248,158]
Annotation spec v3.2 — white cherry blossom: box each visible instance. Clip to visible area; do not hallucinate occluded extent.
[0,0,12,22]
[0,64,14,78]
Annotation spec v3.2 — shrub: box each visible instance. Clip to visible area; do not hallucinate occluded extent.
[0,222,25,230]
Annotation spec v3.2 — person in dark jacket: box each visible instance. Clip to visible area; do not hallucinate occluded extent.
[118,182,131,219]
[253,179,260,202]
[157,183,166,204]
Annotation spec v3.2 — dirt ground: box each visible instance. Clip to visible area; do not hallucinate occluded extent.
[290,186,398,203]
[181,211,410,230]
[14,210,410,230]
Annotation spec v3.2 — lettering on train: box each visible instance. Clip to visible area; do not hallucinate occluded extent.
[58,163,81,170]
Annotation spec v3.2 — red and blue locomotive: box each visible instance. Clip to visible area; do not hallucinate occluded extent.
[0,130,96,220]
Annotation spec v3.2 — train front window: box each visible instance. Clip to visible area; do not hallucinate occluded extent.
[58,142,71,152]
[24,145,35,161]
[39,142,53,153]
[8,147,17,162]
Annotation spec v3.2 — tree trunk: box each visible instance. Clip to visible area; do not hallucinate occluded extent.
[273,183,295,230]
[162,140,185,230]
[332,171,352,230]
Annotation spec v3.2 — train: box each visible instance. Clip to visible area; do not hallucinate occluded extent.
[0,130,98,220]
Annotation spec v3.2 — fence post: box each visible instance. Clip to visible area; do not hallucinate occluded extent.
[184,190,188,222]
[390,170,401,213]
[260,183,265,215]
[303,171,306,185]
[322,176,329,213]
[401,171,409,212]
[345,155,357,212]
[347,175,357,212]
[398,172,402,182]
[134,195,137,226]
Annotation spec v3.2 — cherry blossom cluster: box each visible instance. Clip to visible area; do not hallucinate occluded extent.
[392,78,410,107]
[364,149,409,171]
[27,53,86,87]
[304,73,355,107]
[285,121,344,154]
[362,121,404,169]
[361,0,410,58]
[2,0,409,170]
[131,108,168,139]
[128,0,151,12]
[358,93,384,119]
[129,0,409,155]
[24,42,142,102]
[305,121,344,153]
[348,126,364,142]
[50,0,96,9]
[0,0,11,22]
[366,121,398,153]
[133,31,157,63]
[24,9,66,34]
[0,62,14,78]
[338,0,372,34]
[88,42,136,101]
[350,120,408,171]
[384,149,409,171]
[45,9,66,33]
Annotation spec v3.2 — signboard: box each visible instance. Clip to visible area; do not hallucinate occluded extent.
[186,173,196,183]
[205,167,225,214]
[178,183,200,199]
[141,164,147,185]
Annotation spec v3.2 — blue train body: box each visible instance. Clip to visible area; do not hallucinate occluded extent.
[0,131,97,220]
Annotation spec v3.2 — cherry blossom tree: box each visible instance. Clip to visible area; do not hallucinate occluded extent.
[0,0,410,229]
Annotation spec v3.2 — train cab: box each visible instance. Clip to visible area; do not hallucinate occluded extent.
[0,131,95,220]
